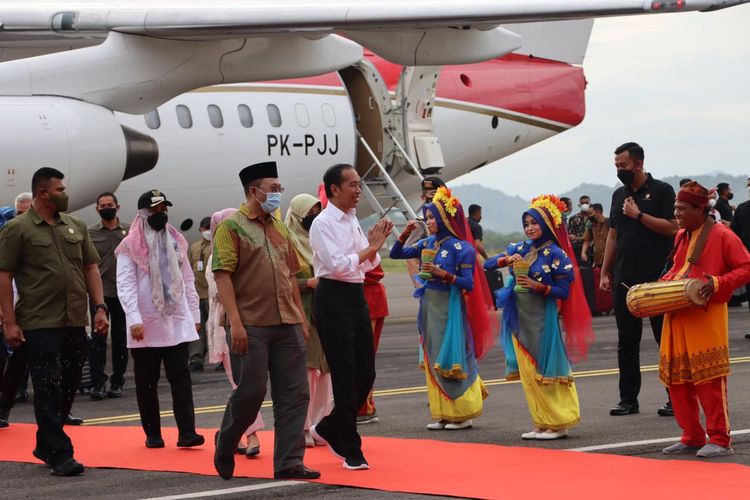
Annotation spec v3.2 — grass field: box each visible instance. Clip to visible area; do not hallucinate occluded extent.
[380,258,409,273]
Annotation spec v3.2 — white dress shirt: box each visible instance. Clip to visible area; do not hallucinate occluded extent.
[117,253,200,349]
[310,202,380,283]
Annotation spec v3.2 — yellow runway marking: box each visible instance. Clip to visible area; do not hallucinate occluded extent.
[83,356,750,425]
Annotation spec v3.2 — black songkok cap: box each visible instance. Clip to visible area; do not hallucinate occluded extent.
[239,161,279,188]
[421,176,446,191]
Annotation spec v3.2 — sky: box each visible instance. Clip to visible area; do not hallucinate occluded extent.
[454,6,750,199]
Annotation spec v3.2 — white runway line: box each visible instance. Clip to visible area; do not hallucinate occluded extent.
[566,429,750,452]
[140,480,305,500]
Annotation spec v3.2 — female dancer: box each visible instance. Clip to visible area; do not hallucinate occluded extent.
[390,187,493,429]
[485,195,593,440]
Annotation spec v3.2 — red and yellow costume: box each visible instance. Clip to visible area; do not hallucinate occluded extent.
[660,182,750,448]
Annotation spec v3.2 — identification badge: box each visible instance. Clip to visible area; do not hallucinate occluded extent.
[197,261,204,272]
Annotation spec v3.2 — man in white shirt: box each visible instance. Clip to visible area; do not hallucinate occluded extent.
[309,164,391,471]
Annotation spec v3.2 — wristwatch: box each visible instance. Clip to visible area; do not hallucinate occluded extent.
[636,212,643,222]
[94,303,109,314]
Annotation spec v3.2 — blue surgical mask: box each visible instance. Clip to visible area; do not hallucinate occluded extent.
[258,191,282,214]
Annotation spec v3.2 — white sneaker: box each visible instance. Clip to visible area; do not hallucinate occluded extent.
[445,420,473,430]
[536,429,568,440]
[521,430,540,440]
[426,421,447,430]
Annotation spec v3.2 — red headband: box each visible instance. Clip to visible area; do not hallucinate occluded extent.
[677,190,708,207]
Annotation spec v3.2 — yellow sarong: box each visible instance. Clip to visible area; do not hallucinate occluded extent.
[425,371,487,423]
[660,302,729,386]
[514,336,580,431]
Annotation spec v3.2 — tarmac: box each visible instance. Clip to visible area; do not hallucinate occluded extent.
[2,271,750,499]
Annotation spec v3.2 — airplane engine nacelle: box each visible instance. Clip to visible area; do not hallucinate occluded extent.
[0,96,157,210]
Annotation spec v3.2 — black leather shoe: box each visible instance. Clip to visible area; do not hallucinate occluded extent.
[145,436,165,448]
[189,362,204,372]
[50,458,84,476]
[90,383,107,401]
[107,384,123,398]
[0,409,9,428]
[214,431,235,480]
[32,448,51,467]
[177,433,205,448]
[657,401,674,417]
[274,465,321,480]
[745,333,750,339]
[610,401,639,416]
[64,414,84,426]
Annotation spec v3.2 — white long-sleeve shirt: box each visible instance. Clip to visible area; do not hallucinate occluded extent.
[116,253,200,349]
[309,202,379,283]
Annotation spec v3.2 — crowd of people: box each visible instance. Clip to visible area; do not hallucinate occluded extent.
[1,140,749,479]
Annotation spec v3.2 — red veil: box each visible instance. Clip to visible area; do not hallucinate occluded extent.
[530,196,595,362]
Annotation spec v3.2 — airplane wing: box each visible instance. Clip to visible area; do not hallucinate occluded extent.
[1,1,747,39]
[0,0,747,113]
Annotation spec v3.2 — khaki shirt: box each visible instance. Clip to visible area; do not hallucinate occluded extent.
[88,220,130,298]
[188,238,211,300]
[0,207,99,330]
[212,203,303,327]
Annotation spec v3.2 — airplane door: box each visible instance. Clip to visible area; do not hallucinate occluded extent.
[338,61,394,176]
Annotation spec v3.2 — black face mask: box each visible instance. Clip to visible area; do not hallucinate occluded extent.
[147,211,168,231]
[617,169,635,186]
[728,192,734,201]
[301,213,317,232]
[99,207,117,221]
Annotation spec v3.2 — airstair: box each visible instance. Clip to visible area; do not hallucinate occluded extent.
[338,61,446,237]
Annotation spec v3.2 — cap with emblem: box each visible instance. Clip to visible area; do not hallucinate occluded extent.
[421,176,446,192]
[137,189,173,209]
[239,161,279,189]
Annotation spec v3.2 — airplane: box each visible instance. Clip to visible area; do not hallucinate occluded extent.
[0,1,748,237]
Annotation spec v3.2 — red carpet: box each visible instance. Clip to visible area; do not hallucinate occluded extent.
[1,424,749,499]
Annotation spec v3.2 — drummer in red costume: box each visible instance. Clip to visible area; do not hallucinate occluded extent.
[660,181,750,458]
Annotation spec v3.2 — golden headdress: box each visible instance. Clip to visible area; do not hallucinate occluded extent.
[529,194,567,228]
[432,186,459,217]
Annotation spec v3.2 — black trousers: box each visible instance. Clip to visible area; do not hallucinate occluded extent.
[89,296,128,387]
[314,278,375,460]
[24,327,88,466]
[0,342,29,413]
[130,342,196,439]
[613,273,664,405]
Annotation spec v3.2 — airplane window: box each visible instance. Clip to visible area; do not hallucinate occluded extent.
[321,103,336,127]
[267,104,282,128]
[294,104,310,128]
[176,105,193,129]
[144,110,161,130]
[238,104,254,128]
[207,105,224,128]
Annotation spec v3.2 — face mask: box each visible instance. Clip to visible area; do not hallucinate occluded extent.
[617,169,635,186]
[99,207,117,221]
[746,186,750,195]
[48,192,69,213]
[301,213,317,231]
[708,198,717,208]
[202,230,212,241]
[256,191,281,214]
[147,211,168,231]
[728,192,734,201]
[580,203,590,211]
